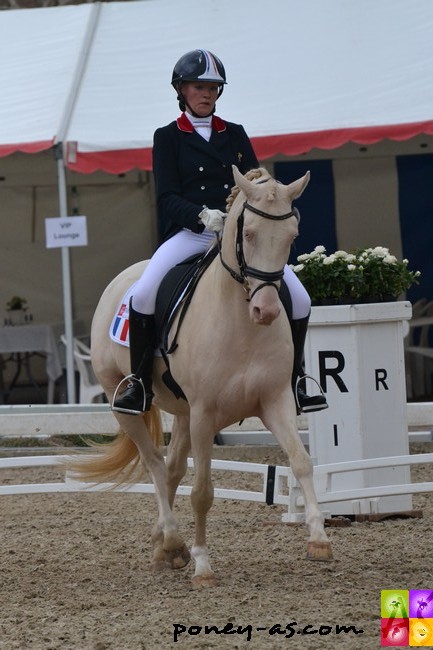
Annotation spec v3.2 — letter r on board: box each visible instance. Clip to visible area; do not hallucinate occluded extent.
[318,351,349,393]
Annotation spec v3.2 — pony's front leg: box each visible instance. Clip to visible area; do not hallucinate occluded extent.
[262,401,333,562]
[165,415,191,508]
[292,450,333,561]
[189,420,217,588]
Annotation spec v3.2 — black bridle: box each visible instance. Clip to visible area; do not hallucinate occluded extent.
[217,200,299,300]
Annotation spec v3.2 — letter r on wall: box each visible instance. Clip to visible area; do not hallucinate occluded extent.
[375,368,388,390]
[318,351,349,393]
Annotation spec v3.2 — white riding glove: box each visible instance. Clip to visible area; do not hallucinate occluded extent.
[198,208,226,232]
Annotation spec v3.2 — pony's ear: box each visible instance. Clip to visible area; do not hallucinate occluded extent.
[232,165,244,187]
[232,165,256,198]
[287,171,310,200]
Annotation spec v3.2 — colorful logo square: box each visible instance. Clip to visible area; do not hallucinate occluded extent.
[381,590,409,619]
[381,618,409,646]
[380,590,433,646]
[409,590,433,619]
[409,618,433,646]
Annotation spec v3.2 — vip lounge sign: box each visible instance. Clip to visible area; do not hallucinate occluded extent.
[45,216,88,248]
[304,301,413,516]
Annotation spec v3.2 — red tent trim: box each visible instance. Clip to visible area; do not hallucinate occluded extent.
[0,140,54,157]
[251,120,433,159]
[67,147,154,174]
[66,119,433,174]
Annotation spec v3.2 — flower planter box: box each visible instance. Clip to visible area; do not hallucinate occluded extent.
[304,300,413,516]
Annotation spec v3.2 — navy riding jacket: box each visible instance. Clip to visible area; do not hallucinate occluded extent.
[152,113,259,242]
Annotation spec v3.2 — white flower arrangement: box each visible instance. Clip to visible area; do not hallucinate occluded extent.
[291,246,420,305]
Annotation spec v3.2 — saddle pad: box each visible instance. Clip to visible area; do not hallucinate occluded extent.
[109,282,136,347]
[110,283,164,358]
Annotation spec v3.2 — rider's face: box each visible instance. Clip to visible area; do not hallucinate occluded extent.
[181,81,219,116]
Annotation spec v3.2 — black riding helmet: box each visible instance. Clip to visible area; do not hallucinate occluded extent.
[172,49,227,113]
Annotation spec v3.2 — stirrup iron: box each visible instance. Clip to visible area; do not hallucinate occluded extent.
[295,374,328,414]
[112,374,146,415]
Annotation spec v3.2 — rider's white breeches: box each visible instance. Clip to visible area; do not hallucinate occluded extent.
[131,228,311,320]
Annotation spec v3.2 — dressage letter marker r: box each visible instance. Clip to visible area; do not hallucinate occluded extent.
[318,351,349,393]
[375,368,389,391]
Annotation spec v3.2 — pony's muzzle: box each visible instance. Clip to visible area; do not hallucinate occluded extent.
[249,284,281,325]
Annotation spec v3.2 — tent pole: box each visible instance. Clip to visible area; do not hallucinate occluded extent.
[51,3,102,405]
[55,143,76,404]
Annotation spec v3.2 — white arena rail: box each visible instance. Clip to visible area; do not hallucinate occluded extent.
[0,404,432,444]
[285,453,433,522]
[0,455,291,507]
[2,453,433,523]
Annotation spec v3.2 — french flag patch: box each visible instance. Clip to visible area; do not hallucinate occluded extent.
[110,285,136,348]
[112,304,130,344]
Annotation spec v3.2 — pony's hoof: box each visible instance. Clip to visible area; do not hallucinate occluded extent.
[149,559,170,572]
[306,541,333,561]
[167,544,191,569]
[191,573,218,588]
[150,545,191,571]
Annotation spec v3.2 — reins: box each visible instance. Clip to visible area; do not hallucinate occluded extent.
[217,199,299,301]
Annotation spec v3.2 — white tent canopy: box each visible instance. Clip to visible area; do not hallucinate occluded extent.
[1,0,433,172]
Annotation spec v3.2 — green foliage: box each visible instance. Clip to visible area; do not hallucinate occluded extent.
[6,296,28,311]
[291,246,420,304]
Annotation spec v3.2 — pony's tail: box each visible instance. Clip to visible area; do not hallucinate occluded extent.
[67,405,164,487]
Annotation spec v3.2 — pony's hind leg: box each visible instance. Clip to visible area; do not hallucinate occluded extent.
[262,402,333,562]
[114,411,190,571]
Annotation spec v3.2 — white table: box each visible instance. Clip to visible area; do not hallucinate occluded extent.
[0,324,63,404]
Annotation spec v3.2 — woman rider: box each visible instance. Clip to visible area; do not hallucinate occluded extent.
[112,49,327,416]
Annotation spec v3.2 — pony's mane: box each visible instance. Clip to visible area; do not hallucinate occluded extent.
[225,167,270,211]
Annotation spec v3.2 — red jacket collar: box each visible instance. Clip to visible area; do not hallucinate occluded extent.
[176,112,226,133]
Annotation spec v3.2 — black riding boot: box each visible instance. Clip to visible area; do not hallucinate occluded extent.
[291,315,328,414]
[112,301,156,415]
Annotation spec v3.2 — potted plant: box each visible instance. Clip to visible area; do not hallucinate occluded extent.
[291,245,420,305]
[5,296,28,325]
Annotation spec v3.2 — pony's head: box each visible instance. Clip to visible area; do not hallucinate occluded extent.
[222,166,310,325]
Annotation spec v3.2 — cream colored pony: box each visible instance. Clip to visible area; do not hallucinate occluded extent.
[72,166,332,588]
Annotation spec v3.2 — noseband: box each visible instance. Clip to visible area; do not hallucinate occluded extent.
[218,200,299,300]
